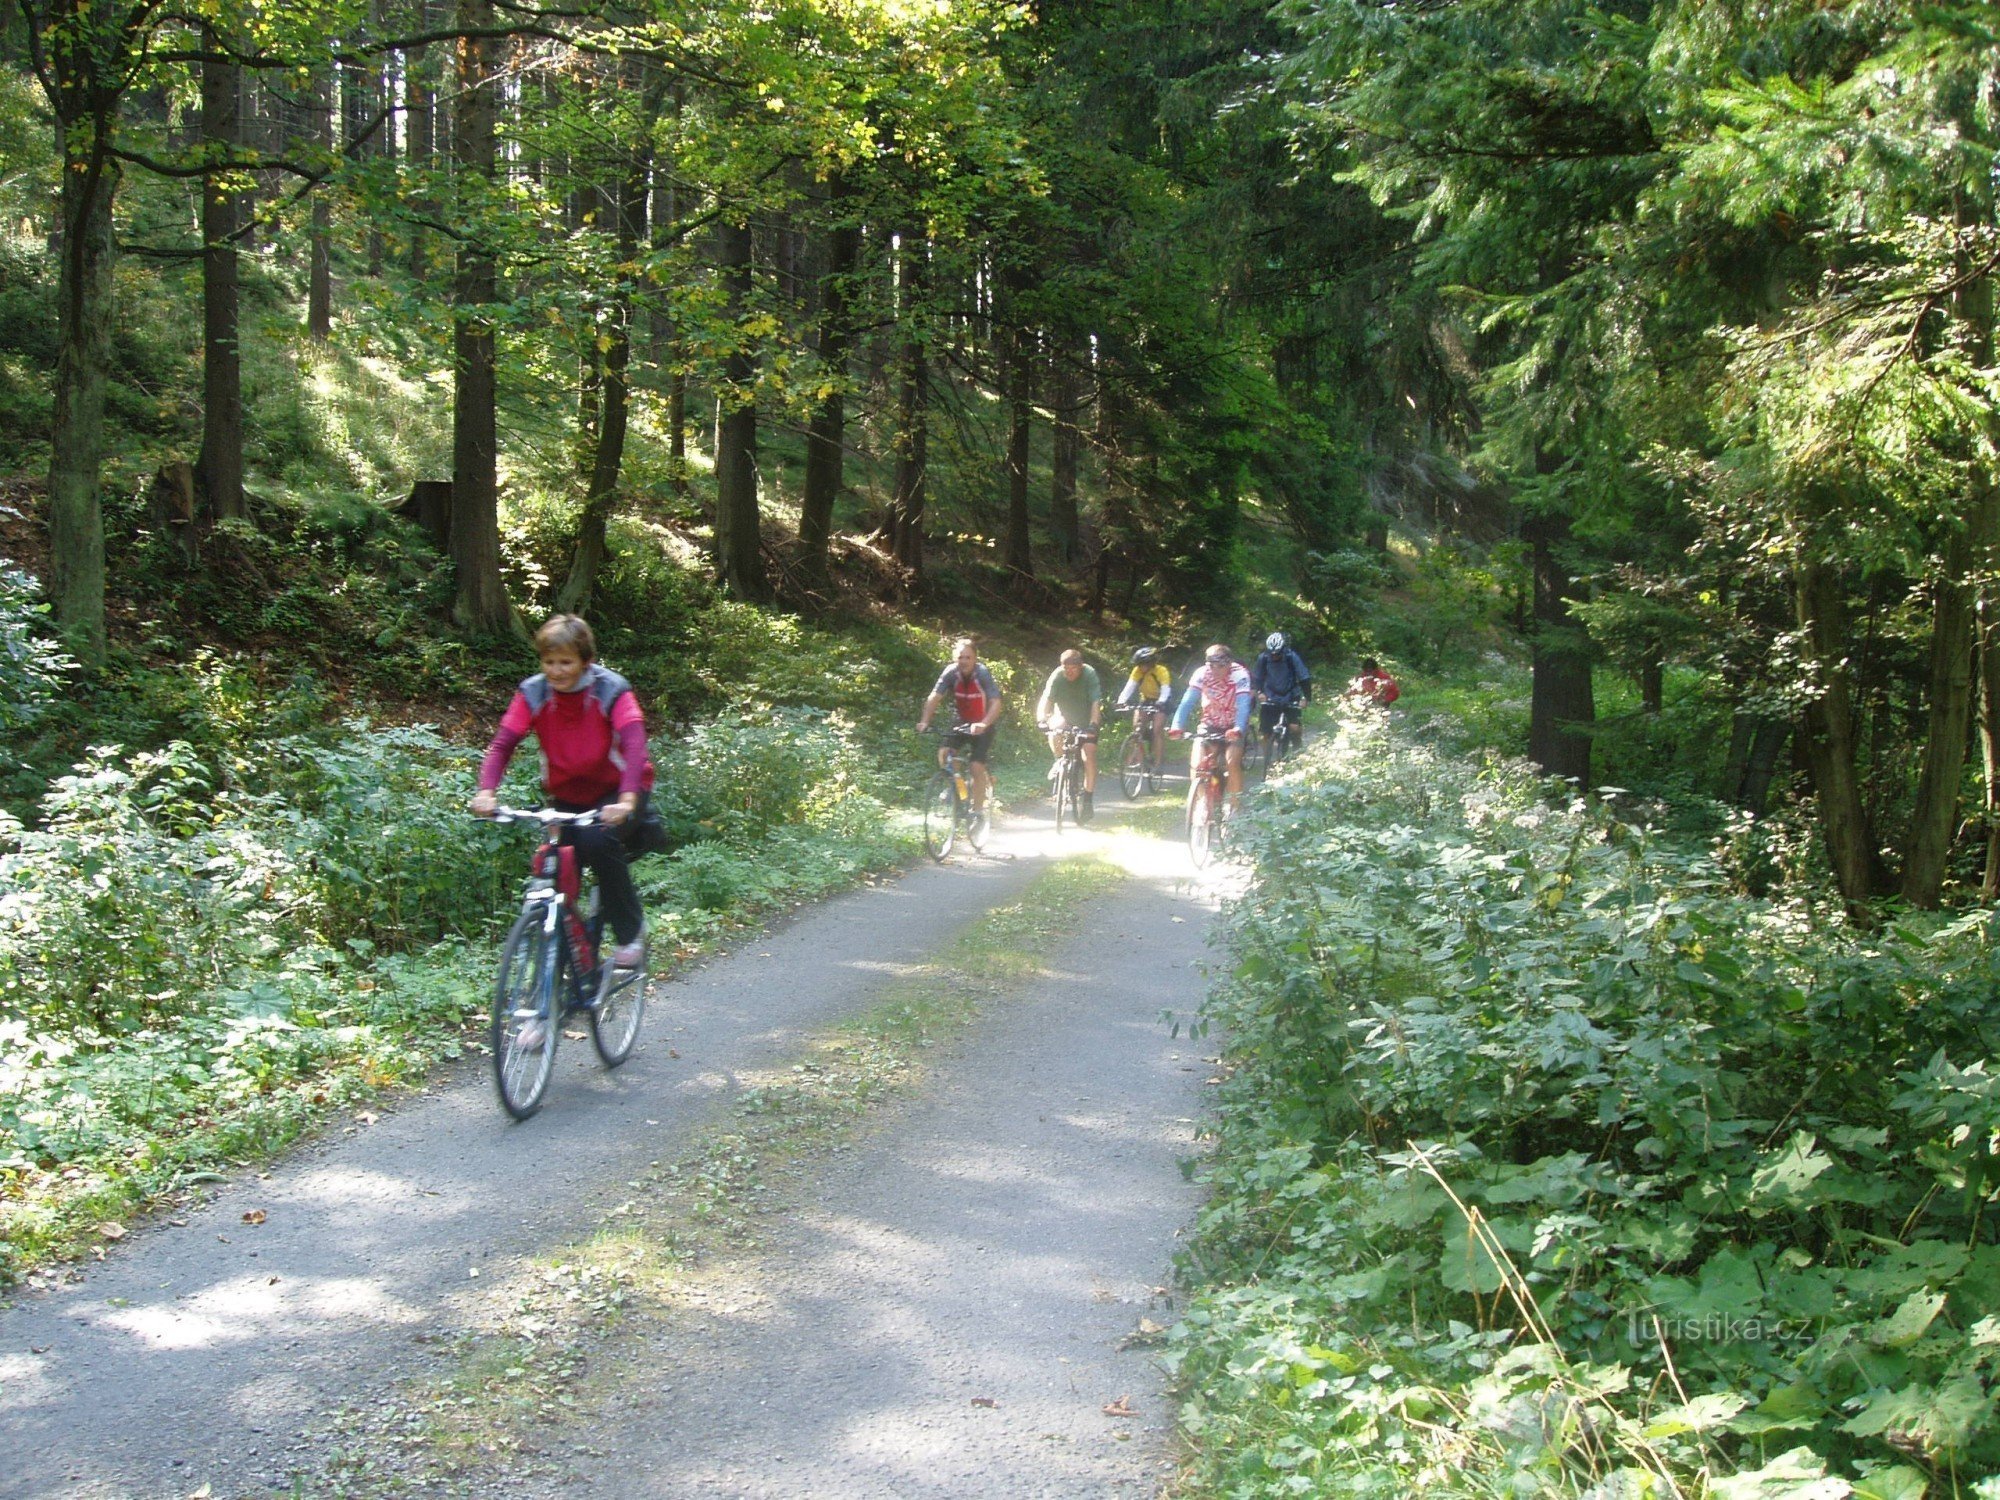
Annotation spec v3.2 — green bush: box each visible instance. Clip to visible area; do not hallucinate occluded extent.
[0,564,75,754]
[1174,710,2000,1496]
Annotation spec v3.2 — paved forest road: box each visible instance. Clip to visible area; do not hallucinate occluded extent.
[0,812,1224,1499]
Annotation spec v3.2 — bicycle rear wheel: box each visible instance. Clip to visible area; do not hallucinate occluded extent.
[1118,733,1148,800]
[1186,776,1216,867]
[922,772,960,860]
[493,912,560,1119]
[590,936,647,1066]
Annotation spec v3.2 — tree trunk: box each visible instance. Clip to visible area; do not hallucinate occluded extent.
[558,67,654,615]
[1899,506,1993,906]
[1739,717,1789,817]
[1049,345,1082,567]
[889,225,928,589]
[1003,294,1034,579]
[47,87,120,665]
[799,177,857,588]
[1638,647,1663,715]
[307,65,332,340]
[196,28,245,523]
[1981,592,2000,900]
[712,217,767,600]
[1524,509,1593,784]
[405,37,434,279]
[1902,239,2000,907]
[449,0,516,635]
[1794,555,1882,904]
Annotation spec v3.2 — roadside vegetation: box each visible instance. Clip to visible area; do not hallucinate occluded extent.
[1171,705,2000,1499]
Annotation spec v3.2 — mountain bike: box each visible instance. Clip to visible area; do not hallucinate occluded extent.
[1115,703,1167,799]
[922,725,990,860]
[1259,701,1305,773]
[487,807,649,1120]
[1183,728,1235,868]
[1043,723,1097,833]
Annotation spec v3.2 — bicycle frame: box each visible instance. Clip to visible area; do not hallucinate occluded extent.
[1185,729,1234,867]
[922,724,988,858]
[487,805,649,1119]
[510,814,601,994]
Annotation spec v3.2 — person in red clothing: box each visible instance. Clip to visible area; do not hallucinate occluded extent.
[1346,657,1401,707]
[471,615,656,967]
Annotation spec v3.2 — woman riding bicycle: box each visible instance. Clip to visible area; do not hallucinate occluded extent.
[470,614,656,971]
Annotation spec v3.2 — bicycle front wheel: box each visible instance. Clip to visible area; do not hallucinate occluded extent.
[590,937,647,1066]
[1118,733,1148,800]
[493,912,560,1119]
[1186,777,1216,868]
[922,773,960,860]
[1053,760,1072,833]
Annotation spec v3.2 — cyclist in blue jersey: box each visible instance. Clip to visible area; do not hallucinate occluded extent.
[1251,631,1313,756]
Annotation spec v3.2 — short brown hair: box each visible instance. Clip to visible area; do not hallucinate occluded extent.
[535,614,597,661]
[1060,649,1083,665]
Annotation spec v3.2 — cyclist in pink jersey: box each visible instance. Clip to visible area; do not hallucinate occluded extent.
[471,615,655,968]
[1169,643,1253,805]
[915,636,1004,819]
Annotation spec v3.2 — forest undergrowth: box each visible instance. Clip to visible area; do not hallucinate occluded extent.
[1172,711,2000,1499]
[0,559,936,1288]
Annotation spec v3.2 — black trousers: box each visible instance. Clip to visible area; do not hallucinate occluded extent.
[553,791,649,945]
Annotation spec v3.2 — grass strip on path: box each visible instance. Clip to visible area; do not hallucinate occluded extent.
[283,854,1132,1498]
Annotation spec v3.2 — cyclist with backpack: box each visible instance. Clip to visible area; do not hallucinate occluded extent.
[1251,631,1313,758]
[471,614,658,971]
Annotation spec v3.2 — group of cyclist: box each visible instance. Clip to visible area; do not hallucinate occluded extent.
[470,616,1398,963]
[914,630,1374,826]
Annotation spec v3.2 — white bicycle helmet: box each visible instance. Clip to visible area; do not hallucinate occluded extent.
[1265,631,1286,652]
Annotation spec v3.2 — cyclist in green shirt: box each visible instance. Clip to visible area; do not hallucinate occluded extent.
[1036,648,1103,821]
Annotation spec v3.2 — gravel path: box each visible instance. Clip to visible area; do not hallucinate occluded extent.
[0,813,1222,1499]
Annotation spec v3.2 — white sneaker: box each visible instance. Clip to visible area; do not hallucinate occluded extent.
[515,1017,546,1051]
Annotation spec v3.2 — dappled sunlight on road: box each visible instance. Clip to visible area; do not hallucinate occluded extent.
[93,1274,424,1351]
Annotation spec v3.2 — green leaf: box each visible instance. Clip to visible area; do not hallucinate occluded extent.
[1708,1446,1853,1499]
[1439,1217,1509,1295]
[1868,1291,1947,1351]
[1641,1389,1748,1438]
[1850,1466,1929,1500]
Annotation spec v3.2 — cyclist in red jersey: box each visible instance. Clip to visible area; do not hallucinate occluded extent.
[471,614,655,968]
[915,637,1004,819]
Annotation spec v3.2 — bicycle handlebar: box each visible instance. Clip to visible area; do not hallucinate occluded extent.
[486,806,604,827]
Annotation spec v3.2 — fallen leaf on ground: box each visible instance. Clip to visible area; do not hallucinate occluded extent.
[970,1396,998,1409]
[241,1209,266,1225]
[97,1223,125,1240]
[1102,1396,1137,1417]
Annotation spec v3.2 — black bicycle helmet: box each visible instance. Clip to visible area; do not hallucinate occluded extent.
[1131,646,1158,666]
